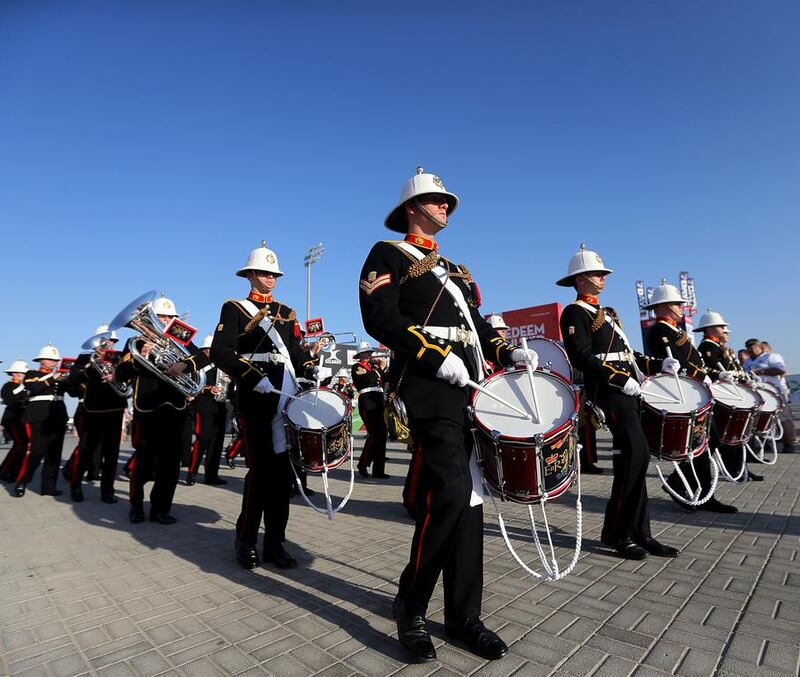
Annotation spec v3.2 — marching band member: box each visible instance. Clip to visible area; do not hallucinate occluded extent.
[351,342,389,479]
[14,344,69,497]
[359,168,533,662]
[331,368,355,399]
[645,284,736,513]
[1,360,30,482]
[114,296,208,524]
[186,335,229,486]
[211,242,318,571]
[695,311,763,481]
[63,325,129,503]
[487,313,509,339]
[558,245,680,560]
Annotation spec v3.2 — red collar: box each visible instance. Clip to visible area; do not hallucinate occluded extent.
[357,359,373,371]
[705,335,722,344]
[248,290,273,303]
[577,294,599,305]
[39,367,54,374]
[405,233,438,251]
[658,317,679,327]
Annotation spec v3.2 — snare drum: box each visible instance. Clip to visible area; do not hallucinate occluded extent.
[751,383,782,436]
[284,388,351,472]
[525,337,573,382]
[709,381,763,445]
[470,369,579,503]
[639,374,713,461]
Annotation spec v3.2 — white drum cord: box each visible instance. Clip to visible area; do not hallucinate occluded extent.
[713,444,749,482]
[291,435,355,521]
[655,451,719,507]
[746,432,779,465]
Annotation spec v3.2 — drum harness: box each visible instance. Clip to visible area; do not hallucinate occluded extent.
[396,242,583,581]
[238,299,355,520]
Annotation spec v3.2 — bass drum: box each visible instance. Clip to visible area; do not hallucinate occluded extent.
[471,369,579,503]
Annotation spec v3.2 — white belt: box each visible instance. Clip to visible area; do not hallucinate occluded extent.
[246,352,288,364]
[28,395,64,403]
[422,326,476,345]
[596,352,633,363]
[358,386,384,395]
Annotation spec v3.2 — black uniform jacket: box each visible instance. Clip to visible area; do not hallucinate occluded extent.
[647,320,707,380]
[560,299,662,397]
[115,339,208,413]
[210,294,316,414]
[1,380,27,426]
[22,368,69,424]
[359,236,515,423]
[66,353,128,413]
[351,360,384,413]
[697,337,734,382]
[194,366,229,415]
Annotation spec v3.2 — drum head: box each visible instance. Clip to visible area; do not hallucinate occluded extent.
[640,374,709,413]
[285,389,347,429]
[473,370,575,438]
[710,382,762,409]
[754,385,781,413]
[526,337,572,381]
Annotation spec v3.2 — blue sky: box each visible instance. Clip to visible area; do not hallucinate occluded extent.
[1,1,798,372]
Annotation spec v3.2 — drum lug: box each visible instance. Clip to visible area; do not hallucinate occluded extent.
[658,409,667,461]
[543,361,552,373]
[686,410,696,457]
[466,405,475,422]
[490,430,506,501]
[534,433,546,500]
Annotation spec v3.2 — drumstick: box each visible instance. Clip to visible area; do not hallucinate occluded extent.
[665,347,684,403]
[466,379,532,420]
[521,337,541,423]
[272,387,303,402]
[716,362,744,400]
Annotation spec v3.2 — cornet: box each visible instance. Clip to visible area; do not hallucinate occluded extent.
[81,331,133,398]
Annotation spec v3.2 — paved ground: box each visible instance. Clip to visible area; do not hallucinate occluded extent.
[1,409,798,677]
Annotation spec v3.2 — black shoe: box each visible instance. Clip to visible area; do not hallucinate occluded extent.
[263,542,298,569]
[698,497,738,514]
[604,537,648,560]
[226,455,236,469]
[580,464,604,475]
[373,473,391,480]
[70,487,84,502]
[235,539,259,570]
[101,494,118,504]
[748,471,764,482]
[358,465,369,478]
[41,489,63,497]
[149,511,177,525]
[185,473,196,486]
[638,538,679,558]
[14,484,25,497]
[445,617,508,661]
[204,477,227,486]
[393,600,436,662]
[129,508,145,523]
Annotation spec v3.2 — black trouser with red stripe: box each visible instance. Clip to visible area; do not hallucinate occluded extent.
[129,407,184,514]
[599,391,652,545]
[236,412,290,546]
[1,421,28,481]
[188,408,226,481]
[16,418,66,493]
[67,410,123,497]
[579,416,598,466]
[357,402,387,476]
[397,417,482,623]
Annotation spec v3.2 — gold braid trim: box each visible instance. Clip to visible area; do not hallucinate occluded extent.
[397,249,440,284]
[244,306,271,334]
[591,307,606,332]
[676,332,689,346]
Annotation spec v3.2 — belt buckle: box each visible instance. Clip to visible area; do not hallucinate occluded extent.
[457,328,468,344]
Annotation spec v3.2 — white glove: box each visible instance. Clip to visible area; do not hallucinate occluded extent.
[703,375,713,386]
[622,377,641,397]
[254,377,275,394]
[312,365,321,379]
[510,348,539,371]
[661,357,680,375]
[436,353,470,388]
[718,370,735,382]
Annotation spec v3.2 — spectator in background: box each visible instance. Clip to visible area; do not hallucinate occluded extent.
[744,339,796,453]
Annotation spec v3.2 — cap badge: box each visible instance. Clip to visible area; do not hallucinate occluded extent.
[432,176,444,189]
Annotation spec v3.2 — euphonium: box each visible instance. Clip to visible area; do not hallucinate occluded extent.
[108,291,206,397]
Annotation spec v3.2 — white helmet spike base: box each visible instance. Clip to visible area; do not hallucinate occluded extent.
[644,280,685,309]
[694,308,728,331]
[385,167,460,233]
[34,343,60,362]
[236,241,283,277]
[5,360,29,374]
[556,244,614,287]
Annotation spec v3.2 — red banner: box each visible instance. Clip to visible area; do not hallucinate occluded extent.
[490,303,563,345]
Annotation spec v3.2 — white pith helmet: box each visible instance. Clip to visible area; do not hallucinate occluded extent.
[385,167,460,233]
[354,341,375,358]
[5,360,29,374]
[200,334,213,349]
[488,313,509,331]
[694,308,728,332]
[236,241,283,278]
[34,343,60,362]
[645,280,685,309]
[151,295,179,317]
[94,323,119,341]
[335,368,349,379]
[556,244,614,287]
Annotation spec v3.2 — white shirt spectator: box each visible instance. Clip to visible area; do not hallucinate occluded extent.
[745,352,790,399]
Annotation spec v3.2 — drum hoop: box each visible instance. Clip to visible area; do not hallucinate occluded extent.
[285,387,351,426]
[640,397,713,418]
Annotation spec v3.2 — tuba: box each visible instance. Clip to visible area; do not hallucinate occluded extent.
[81,331,133,398]
[109,291,206,397]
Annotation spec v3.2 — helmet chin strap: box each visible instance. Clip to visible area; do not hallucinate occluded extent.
[578,274,603,294]
[413,198,448,229]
